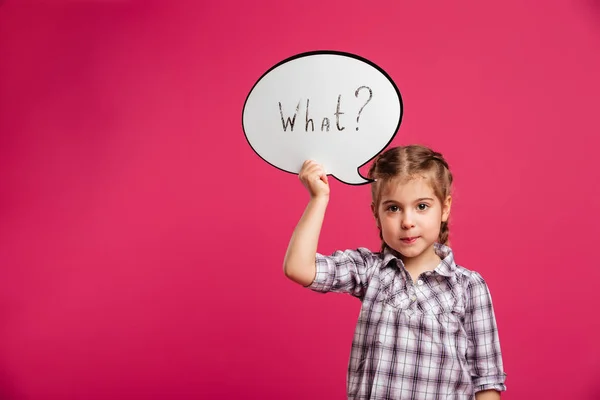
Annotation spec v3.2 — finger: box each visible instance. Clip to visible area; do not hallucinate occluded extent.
[303,159,317,169]
[306,166,323,179]
[299,160,312,174]
[318,171,329,185]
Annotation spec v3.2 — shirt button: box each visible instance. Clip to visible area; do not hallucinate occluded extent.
[417,280,424,286]
[410,296,417,301]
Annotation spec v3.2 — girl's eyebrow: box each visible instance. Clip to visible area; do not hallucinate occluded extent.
[381,197,435,205]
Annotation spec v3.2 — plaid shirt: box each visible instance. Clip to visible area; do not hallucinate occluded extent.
[308,243,506,399]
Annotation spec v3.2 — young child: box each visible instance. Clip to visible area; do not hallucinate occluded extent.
[283,145,506,399]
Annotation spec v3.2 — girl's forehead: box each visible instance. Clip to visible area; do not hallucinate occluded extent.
[379,175,436,199]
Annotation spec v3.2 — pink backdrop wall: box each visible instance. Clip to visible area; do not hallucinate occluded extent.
[1,1,600,399]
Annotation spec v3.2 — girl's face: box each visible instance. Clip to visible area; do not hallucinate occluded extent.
[373,176,451,262]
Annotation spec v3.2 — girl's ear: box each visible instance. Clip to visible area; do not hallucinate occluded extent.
[371,202,380,228]
[441,196,452,222]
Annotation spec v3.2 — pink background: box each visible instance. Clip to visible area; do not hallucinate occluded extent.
[1,0,600,399]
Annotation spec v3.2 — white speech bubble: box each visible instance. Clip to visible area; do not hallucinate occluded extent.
[242,51,402,185]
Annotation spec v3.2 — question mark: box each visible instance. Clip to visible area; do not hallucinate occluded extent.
[355,86,373,131]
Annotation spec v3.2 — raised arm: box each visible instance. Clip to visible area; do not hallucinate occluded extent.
[283,160,330,286]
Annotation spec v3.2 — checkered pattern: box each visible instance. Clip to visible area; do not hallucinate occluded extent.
[308,243,506,399]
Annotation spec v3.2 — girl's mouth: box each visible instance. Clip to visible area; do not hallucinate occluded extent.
[400,237,419,244]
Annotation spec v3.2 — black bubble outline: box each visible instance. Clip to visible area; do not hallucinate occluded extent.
[241,50,403,186]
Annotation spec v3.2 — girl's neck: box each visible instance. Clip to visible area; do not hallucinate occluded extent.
[400,245,441,278]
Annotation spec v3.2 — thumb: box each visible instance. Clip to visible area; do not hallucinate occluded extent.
[320,168,329,184]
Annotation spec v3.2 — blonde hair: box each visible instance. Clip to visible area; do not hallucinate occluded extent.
[368,145,453,251]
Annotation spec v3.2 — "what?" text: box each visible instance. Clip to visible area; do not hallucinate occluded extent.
[278,86,373,133]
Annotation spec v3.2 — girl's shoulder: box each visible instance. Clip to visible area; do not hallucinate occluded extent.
[452,264,494,301]
[453,264,486,282]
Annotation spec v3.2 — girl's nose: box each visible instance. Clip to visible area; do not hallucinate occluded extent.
[401,214,415,230]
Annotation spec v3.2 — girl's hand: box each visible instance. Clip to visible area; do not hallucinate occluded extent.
[298,160,330,199]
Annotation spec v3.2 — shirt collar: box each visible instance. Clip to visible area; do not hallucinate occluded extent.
[433,242,457,277]
[381,242,457,277]
[382,247,401,267]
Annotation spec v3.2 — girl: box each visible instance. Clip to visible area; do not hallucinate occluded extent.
[283,145,506,400]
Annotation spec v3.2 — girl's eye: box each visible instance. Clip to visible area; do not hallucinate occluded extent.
[387,205,399,212]
[417,203,429,211]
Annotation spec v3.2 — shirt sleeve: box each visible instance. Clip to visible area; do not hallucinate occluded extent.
[306,247,378,300]
[464,272,507,393]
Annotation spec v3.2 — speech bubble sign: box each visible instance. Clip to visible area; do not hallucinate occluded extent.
[242,51,402,185]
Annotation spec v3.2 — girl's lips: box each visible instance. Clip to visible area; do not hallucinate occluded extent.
[400,237,419,244]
